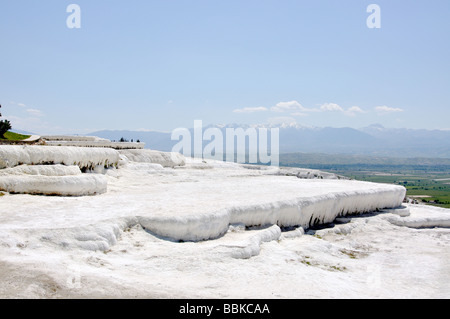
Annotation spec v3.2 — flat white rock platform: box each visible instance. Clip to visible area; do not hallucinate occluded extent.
[0,158,405,244]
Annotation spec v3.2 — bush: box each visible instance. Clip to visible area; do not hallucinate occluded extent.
[0,104,12,138]
[0,120,11,138]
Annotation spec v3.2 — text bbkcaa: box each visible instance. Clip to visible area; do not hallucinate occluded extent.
[179,303,270,316]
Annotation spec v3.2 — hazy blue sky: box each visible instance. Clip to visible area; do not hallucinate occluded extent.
[0,0,449,134]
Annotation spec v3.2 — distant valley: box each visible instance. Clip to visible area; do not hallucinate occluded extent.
[89,123,450,158]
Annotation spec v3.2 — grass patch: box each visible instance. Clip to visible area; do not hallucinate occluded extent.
[0,131,31,141]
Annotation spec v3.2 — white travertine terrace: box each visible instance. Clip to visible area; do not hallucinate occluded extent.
[0,145,120,170]
[0,154,406,243]
[43,135,145,149]
[0,164,81,176]
[45,140,146,150]
[119,149,186,167]
[0,174,107,196]
[41,135,109,142]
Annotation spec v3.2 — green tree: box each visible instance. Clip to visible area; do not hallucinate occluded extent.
[0,104,12,138]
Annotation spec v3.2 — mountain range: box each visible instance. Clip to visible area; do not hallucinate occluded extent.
[87,123,450,158]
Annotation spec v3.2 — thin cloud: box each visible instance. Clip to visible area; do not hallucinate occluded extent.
[271,101,318,113]
[320,103,344,112]
[233,106,268,113]
[250,100,367,118]
[8,101,27,108]
[345,106,365,116]
[271,101,304,112]
[375,105,404,114]
[26,108,44,117]
[320,103,365,116]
